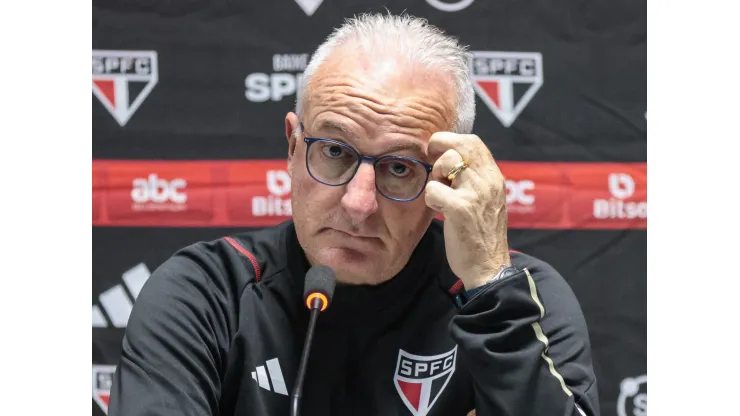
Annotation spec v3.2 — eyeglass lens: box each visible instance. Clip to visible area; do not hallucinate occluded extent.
[307,140,428,200]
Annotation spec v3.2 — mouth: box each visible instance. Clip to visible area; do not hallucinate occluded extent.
[322,228,382,247]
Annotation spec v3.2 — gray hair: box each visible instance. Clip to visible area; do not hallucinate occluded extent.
[295,13,476,134]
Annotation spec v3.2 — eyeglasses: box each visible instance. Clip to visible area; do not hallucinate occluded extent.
[300,123,434,202]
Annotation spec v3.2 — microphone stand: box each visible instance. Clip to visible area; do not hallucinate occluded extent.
[291,296,322,416]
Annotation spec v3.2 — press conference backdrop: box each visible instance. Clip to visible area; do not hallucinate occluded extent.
[92,1,646,415]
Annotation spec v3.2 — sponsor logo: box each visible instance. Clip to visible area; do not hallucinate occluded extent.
[425,0,475,12]
[245,54,309,102]
[93,263,151,328]
[617,374,647,416]
[393,346,457,416]
[92,50,158,127]
[593,173,648,220]
[251,358,288,396]
[253,170,292,217]
[501,163,567,227]
[92,365,117,414]
[106,163,214,224]
[131,173,188,212]
[469,51,543,127]
[293,0,324,16]
[227,161,292,225]
[506,179,536,213]
[567,165,647,229]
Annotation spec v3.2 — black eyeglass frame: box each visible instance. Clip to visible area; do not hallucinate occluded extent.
[300,122,434,202]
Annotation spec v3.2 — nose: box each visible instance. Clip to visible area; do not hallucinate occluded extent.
[341,162,379,223]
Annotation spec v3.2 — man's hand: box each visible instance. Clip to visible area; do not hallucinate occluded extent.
[424,132,511,290]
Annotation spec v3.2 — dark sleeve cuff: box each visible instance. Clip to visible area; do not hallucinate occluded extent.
[465,284,488,299]
[455,281,492,308]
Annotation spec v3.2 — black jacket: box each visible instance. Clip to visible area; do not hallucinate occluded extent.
[109,220,599,416]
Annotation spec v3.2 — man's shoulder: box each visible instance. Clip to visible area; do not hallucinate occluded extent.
[221,220,294,257]
[186,220,294,282]
[146,220,294,295]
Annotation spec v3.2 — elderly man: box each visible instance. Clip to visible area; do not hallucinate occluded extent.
[109,13,599,416]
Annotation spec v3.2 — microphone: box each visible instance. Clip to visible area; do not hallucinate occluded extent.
[291,265,337,416]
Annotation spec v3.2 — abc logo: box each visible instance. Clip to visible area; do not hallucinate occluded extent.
[131,174,187,204]
[505,179,535,205]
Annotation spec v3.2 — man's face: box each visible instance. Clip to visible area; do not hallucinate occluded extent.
[285,49,456,285]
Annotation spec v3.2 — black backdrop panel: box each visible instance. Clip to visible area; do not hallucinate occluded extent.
[92,0,646,162]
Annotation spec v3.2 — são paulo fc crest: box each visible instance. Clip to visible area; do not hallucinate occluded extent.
[92,50,158,127]
[393,346,457,416]
[92,365,116,414]
[469,51,543,127]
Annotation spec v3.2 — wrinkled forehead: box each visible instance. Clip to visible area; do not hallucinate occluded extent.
[303,49,457,137]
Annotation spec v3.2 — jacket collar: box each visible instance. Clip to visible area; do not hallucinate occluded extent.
[284,220,440,325]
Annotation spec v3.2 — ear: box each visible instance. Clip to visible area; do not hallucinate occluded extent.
[285,112,301,177]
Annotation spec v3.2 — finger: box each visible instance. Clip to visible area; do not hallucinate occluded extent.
[430,148,465,184]
[424,180,464,216]
[427,132,493,168]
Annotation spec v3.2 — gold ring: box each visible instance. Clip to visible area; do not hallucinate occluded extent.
[446,161,469,181]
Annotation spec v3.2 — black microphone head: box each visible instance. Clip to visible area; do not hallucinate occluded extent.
[303,265,337,311]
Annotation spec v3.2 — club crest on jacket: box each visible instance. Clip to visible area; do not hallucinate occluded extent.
[393,346,457,416]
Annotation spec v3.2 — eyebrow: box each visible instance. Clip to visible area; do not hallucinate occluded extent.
[315,120,426,157]
[382,140,425,156]
[316,120,358,140]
